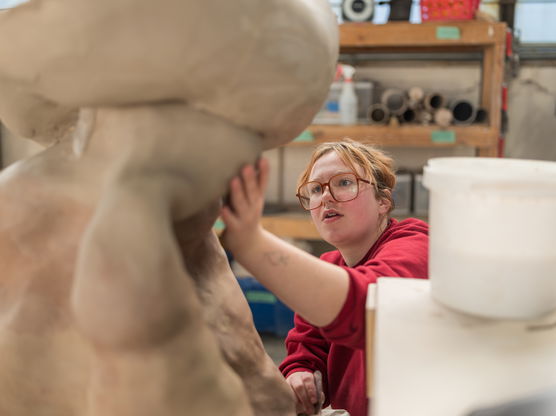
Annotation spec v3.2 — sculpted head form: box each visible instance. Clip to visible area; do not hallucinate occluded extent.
[0,0,338,148]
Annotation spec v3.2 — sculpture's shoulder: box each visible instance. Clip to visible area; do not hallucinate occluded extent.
[0,144,92,315]
[0,146,101,299]
[0,149,94,416]
[0,142,99,219]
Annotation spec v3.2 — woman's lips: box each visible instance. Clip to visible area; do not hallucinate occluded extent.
[322,210,343,223]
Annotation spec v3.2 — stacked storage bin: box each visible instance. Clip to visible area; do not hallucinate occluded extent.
[392,171,413,217]
[236,277,294,337]
[392,171,430,218]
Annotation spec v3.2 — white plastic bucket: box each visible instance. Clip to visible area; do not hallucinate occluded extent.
[423,157,556,319]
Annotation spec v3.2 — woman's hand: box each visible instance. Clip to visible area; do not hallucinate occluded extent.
[220,158,269,255]
[286,371,325,415]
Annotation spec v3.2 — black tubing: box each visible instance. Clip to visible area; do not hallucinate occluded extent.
[367,103,390,124]
[451,100,477,125]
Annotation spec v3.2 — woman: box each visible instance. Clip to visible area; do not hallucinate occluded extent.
[221,139,429,416]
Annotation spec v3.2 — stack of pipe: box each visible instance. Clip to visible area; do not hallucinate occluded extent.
[366,87,488,127]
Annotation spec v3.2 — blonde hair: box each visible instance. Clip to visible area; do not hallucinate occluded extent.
[297,139,397,214]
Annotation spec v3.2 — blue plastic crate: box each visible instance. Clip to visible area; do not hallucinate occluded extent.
[237,277,294,337]
[274,300,295,337]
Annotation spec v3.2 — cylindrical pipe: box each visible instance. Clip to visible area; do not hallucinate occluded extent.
[434,108,453,128]
[381,88,408,116]
[423,92,446,112]
[474,108,488,123]
[400,108,416,124]
[451,100,477,125]
[416,110,433,125]
[408,86,424,109]
[367,103,390,124]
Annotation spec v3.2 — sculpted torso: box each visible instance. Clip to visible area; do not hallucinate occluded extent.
[0,0,338,414]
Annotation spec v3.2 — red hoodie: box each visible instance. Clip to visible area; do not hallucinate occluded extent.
[279,218,429,416]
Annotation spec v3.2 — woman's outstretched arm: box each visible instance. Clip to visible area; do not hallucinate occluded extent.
[220,159,349,327]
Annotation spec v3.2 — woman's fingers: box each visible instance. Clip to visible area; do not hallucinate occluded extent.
[220,159,269,253]
[241,164,258,206]
[303,377,317,405]
[287,372,319,415]
[228,175,248,215]
[221,159,268,236]
[229,158,268,211]
[292,384,313,415]
[257,157,270,191]
[219,205,238,229]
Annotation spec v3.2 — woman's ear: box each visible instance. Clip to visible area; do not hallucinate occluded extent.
[377,190,392,214]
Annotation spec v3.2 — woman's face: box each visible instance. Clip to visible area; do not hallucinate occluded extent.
[308,151,389,249]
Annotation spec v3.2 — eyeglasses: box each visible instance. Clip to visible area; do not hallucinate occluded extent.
[296,172,371,211]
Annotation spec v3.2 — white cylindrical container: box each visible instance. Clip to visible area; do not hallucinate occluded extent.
[423,157,556,320]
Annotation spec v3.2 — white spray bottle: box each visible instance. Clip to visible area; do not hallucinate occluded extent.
[339,64,358,125]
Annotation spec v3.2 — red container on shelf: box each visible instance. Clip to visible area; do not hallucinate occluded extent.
[420,0,480,21]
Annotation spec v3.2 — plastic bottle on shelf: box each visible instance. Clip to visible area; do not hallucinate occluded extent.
[339,65,358,125]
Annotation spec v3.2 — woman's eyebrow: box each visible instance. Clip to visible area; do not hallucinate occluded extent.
[309,171,354,182]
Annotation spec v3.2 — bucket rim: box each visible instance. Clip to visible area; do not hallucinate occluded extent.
[423,157,556,193]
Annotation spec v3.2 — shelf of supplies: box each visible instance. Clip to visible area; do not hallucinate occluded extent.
[286,124,497,149]
[305,21,507,157]
[339,21,507,51]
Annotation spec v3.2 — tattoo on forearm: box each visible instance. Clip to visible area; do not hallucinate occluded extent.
[263,251,289,267]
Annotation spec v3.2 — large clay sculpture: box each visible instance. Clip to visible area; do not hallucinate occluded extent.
[0,0,338,414]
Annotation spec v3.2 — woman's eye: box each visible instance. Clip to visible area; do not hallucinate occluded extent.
[309,185,322,195]
[339,179,353,187]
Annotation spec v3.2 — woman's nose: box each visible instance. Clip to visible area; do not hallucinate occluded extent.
[321,185,334,202]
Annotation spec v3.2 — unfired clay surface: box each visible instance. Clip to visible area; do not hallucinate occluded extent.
[0,0,338,414]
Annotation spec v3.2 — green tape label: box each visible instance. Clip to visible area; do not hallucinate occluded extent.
[431,130,456,143]
[245,291,277,304]
[293,130,315,142]
[436,26,461,40]
[213,218,225,231]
